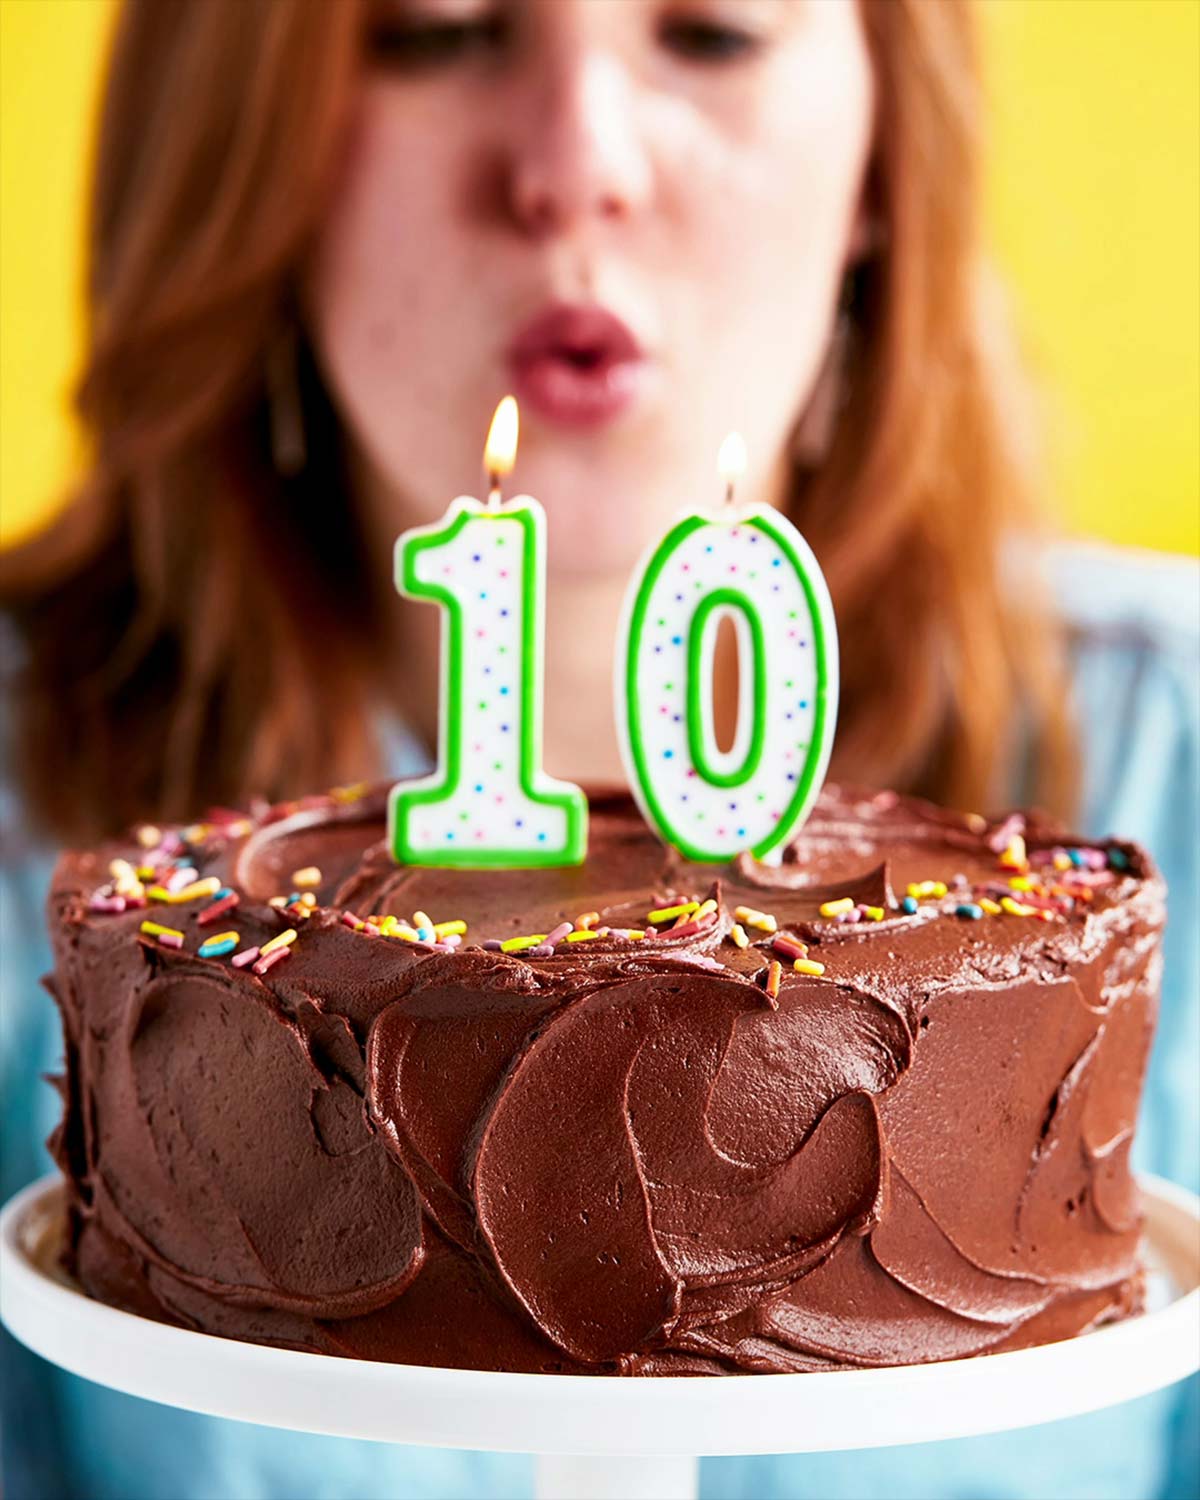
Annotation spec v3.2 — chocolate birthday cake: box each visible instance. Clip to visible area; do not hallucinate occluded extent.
[45,783,1162,1374]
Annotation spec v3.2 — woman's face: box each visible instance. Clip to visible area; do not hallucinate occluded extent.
[308,0,874,574]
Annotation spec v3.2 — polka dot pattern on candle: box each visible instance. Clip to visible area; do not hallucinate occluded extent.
[390,497,587,868]
[617,506,837,865]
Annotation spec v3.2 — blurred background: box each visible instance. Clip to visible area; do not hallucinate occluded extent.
[1,0,1198,556]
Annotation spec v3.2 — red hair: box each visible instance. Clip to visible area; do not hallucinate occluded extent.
[1,0,1072,839]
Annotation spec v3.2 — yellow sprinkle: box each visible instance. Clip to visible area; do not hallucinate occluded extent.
[203,930,241,947]
[861,905,885,922]
[819,897,854,918]
[291,866,321,889]
[1008,875,1037,892]
[110,858,137,881]
[647,900,698,924]
[260,928,298,957]
[564,929,600,942]
[729,923,749,949]
[298,892,317,908]
[378,915,401,936]
[434,920,467,938]
[735,906,777,933]
[980,898,1002,915]
[268,895,288,909]
[693,898,718,922]
[136,825,162,849]
[226,819,253,838]
[1053,853,1072,872]
[147,877,223,905]
[393,925,421,942]
[999,835,1028,870]
[500,934,548,953]
[412,910,434,931]
[140,920,183,939]
[906,883,925,899]
[793,958,826,976]
[929,881,948,899]
[1001,896,1035,917]
[764,960,783,1001]
[624,930,646,940]
[135,865,155,880]
[330,781,370,803]
[575,911,601,930]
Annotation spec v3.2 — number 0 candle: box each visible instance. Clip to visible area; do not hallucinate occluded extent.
[615,433,838,865]
[389,398,588,868]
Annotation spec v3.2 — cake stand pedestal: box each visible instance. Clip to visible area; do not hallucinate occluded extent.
[3,1174,1197,1500]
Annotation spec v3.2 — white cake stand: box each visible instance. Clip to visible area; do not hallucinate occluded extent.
[3,1174,1197,1500]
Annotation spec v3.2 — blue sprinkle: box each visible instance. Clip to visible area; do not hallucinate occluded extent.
[445,831,455,841]
[1068,848,1085,867]
[515,818,524,829]
[902,896,918,915]
[1108,848,1130,871]
[471,553,481,563]
[537,832,547,842]
[499,686,509,695]
[671,635,682,646]
[474,783,484,793]
[214,886,233,901]
[499,607,509,617]
[416,927,433,942]
[956,903,984,920]
[772,558,781,567]
[799,700,808,710]
[663,749,675,759]
[705,545,714,553]
[198,936,237,958]
[736,827,746,837]
[479,590,488,600]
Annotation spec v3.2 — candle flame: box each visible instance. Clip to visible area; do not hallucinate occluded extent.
[484,396,520,482]
[717,431,747,499]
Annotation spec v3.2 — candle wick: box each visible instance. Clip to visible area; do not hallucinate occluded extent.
[725,481,735,508]
[487,477,502,510]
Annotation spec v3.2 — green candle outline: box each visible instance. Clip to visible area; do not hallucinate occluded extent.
[620,508,835,865]
[389,497,588,869]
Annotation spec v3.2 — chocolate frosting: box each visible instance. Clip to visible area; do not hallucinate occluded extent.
[46,784,1161,1373]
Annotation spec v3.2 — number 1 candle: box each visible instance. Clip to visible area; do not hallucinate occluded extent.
[389,398,588,868]
[615,433,838,865]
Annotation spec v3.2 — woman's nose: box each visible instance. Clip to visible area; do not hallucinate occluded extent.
[508,50,653,235]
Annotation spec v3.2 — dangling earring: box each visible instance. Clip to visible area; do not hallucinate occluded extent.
[267,318,307,477]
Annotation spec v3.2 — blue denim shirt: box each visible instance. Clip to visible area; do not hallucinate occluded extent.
[2,542,1196,1500]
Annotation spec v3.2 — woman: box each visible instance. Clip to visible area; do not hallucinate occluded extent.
[2,1,1195,1497]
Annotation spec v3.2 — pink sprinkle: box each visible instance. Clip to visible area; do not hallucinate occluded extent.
[166,866,199,893]
[253,946,290,976]
[89,894,126,914]
[157,932,184,949]
[649,914,717,941]
[528,944,554,957]
[441,932,463,948]
[545,922,573,947]
[198,892,240,926]
[341,910,362,929]
[231,946,260,968]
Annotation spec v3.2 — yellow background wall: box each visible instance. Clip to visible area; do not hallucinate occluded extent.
[1,0,1197,553]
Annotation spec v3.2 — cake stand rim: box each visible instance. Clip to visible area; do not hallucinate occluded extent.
[2,1171,1197,1458]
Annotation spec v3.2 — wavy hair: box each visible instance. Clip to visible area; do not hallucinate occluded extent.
[1,0,1072,839]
